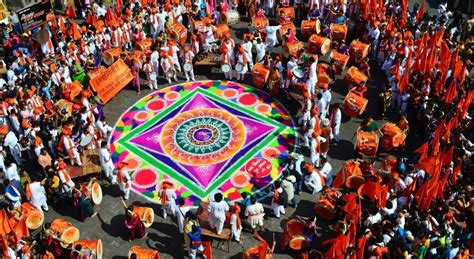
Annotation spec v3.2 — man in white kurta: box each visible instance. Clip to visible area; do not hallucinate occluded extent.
[116,162,131,200]
[244,196,265,232]
[27,181,48,211]
[99,142,116,183]
[208,193,229,235]
[57,162,75,196]
[158,185,177,219]
[306,59,318,95]
[265,25,282,50]
[175,197,190,234]
[304,167,324,194]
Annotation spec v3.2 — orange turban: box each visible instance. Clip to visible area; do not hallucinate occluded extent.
[62,127,72,135]
[0,125,8,135]
[203,17,211,25]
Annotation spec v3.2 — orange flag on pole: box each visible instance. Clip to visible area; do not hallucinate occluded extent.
[64,5,76,19]
[13,217,30,243]
[0,210,12,236]
[444,80,457,104]
[70,21,82,41]
[416,0,425,22]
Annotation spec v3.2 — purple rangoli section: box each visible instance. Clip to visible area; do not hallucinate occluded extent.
[128,92,276,189]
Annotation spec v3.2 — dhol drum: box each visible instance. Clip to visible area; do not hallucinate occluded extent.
[216,24,230,39]
[133,206,154,228]
[308,34,331,55]
[19,202,44,230]
[278,23,296,42]
[103,47,122,66]
[301,20,321,39]
[345,66,368,89]
[277,7,295,24]
[282,219,308,251]
[330,23,348,42]
[329,50,349,75]
[128,246,160,258]
[50,219,80,248]
[222,10,240,25]
[79,178,103,205]
[349,40,370,63]
[251,63,270,88]
[73,240,103,259]
[166,69,176,79]
[183,62,192,72]
[356,130,379,158]
[380,123,406,151]
[292,67,304,79]
[170,23,188,44]
[134,38,153,53]
[317,63,333,85]
[221,63,231,73]
[332,160,363,189]
[314,188,343,220]
[283,41,304,57]
[252,18,269,34]
[191,20,205,33]
[235,62,244,72]
[343,90,368,117]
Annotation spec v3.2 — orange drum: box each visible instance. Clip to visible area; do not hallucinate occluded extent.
[277,7,295,24]
[343,90,368,117]
[133,206,154,228]
[317,63,332,85]
[129,50,145,67]
[338,160,363,188]
[329,50,349,75]
[170,23,188,44]
[349,40,370,63]
[330,23,348,42]
[356,130,379,157]
[50,219,80,248]
[278,23,296,41]
[216,24,230,39]
[308,34,331,55]
[103,47,122,66]
[134,38,153,53]
[19,202,44,230]
[252,18,269,34]
[191,20,205,33]
[284,41,304,57]
[79,179,103,205]
[345,66,368,89]
[282,220,308,251]
[252,63,270,88]
[128,246,160,259]
[73,240,103,259]
[301,20,321,38]
[314,188,342,220]
[381,123,406,151]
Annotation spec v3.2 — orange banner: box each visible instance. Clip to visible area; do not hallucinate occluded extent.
[89,59,133,103]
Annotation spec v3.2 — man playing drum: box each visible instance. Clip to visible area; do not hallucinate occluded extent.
[161,51,178,83]
[181,45,196,82]
[143,57,158,90]
[220,45,233,80]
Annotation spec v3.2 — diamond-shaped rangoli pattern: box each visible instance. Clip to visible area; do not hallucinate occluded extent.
[110,81,295,206]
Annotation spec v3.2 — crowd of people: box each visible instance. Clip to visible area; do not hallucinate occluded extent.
[0,0,473,257]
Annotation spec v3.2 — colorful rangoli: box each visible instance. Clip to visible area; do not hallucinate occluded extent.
[110,81,295,206]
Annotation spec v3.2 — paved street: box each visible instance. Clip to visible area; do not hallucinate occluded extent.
[38,0,446,258]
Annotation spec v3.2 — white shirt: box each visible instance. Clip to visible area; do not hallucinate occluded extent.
[304,170,324,193]
[208,200,229,220]
[6,164,19,181]
[319,162,333,178]
[255,43,266,62]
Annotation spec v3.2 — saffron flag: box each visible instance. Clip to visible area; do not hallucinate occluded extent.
[416,0,425,22]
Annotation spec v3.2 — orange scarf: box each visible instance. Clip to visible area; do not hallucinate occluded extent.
[160,187,168,206]
[60,169,72,183]
[117,168,124,184]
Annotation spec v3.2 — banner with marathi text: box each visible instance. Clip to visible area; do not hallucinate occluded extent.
[89,59,133,103]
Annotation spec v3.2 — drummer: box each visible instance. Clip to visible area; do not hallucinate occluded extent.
[161,51,178,83]
[181,45,196,82]
[235,45,249,82]
[306,56,318,96]
[219,45,233,80]
[143,57,158,90]
[242,36,254,70]
[158,181,177,219]
[121,198,148,242]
